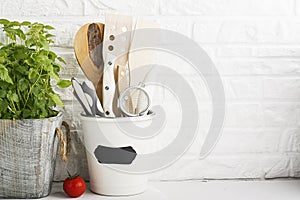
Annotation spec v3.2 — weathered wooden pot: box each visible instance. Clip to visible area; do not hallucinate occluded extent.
[0,112,70,199]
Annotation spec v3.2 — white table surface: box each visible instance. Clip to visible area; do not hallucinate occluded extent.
[7,180,300,200]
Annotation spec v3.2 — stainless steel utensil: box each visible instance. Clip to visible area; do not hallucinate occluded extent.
[118,83,150,117]
[82,80,105,117]
[72,78,104,117]
[72,78,93,116]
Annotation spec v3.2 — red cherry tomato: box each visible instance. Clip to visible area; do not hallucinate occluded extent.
[63,174,86,198]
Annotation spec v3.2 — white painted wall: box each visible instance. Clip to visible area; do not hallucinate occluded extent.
[1,0,300,181]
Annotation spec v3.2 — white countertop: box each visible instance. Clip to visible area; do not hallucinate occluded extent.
[29,180,300,200]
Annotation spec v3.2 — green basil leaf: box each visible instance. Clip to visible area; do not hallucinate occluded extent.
[44,25,54,30]
[49,93,64,107]
[0,64,13,84]
[57,79,72,88]
[48,51,57,60]
[49,71,59,81]
[32,85,41,96]
[45,33,54,38]
[0,90,6,98]
[0,19,9,25]
[22,109,32,118]
[28,68,38,79]
[57,56,66,64]
[7,92,19,102]
[10,21,20,26]
[0,99,8,112]
[18,78,29,91]
[21,21,31,26]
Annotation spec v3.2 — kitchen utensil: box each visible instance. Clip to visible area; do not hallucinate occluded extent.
[135,66,158,115]
[74,23,105,104]
[128,18,159,87]
[116,18,137,117]
[81,80,105,117]
[127,18,159,115]
[116,17,134,94]
[117,65,133,117]
[72,77,105,117]
[118,83,150,117]
[102,14,133,117]
[102,53,117,117]
[72,78,93,116]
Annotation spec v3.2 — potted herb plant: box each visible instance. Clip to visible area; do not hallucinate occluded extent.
[0,19,71,198]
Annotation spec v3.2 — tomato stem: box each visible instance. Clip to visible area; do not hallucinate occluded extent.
[67,169,79,180]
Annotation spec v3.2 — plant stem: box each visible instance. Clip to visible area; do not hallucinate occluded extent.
[8,100,17,114]
[23,68,43,110]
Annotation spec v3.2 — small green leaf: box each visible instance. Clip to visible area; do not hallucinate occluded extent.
[48,51,57,60]
[16,65,29,74]
[0,56,5,63]
[18,78,29,91]
[5,76,13,84]
[41,40,49,50]
[44,25,54,30]
[0,64,13,84]
[0,19,9,25]
[45,33,54,38]
[47,39,54,44]
[22,109,32,118]
[14,47,28,59]
[24,58,35,67]
[48,98,56,107]
[49,71,59,81]
[7,92,19,102]
[57,79,72,88]
[57,56,66,64]
[15,29,26,40]
[33,54,49,63]
[28,68,38,79]
[0,90,6,98]
[32,85,40,96]
[0,99,8,112]
[0,80,9,89]
[10,21,20,26]
[49,93,64,107]
[12,93,19,102]
[21,21,31,26]
[53,65,60,73]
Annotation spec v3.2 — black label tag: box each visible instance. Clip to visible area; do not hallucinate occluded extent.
[94,145,137,165]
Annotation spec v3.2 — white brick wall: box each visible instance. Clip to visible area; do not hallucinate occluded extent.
[2,0,300,181]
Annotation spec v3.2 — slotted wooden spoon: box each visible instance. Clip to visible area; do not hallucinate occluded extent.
[74,22,105,104]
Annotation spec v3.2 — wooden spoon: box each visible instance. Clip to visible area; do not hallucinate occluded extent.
[74,23,105,104]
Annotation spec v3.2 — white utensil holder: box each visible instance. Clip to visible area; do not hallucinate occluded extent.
[80,113,154,196]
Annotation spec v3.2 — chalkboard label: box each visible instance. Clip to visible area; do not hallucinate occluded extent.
[94,145,137,164]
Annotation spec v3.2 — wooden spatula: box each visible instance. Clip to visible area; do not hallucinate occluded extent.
[74,22,105,104]
[128,18,159,114]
